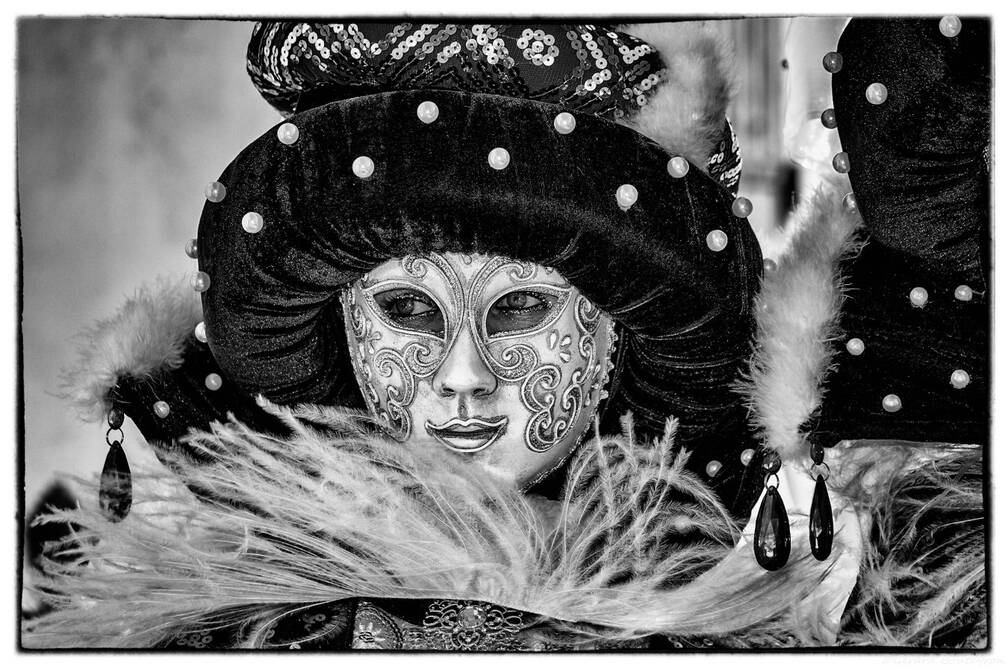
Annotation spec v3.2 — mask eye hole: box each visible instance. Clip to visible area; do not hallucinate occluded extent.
[486,290,559,336]
[373,288,445,336]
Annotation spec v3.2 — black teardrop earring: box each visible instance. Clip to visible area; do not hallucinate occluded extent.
[808,441,834,561]
[754,449,791,571]
[99,406,132,522]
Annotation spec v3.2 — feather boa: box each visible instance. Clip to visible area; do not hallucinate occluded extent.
[832,440,987,647]
[23,403,982,649]
[26,403,837,649]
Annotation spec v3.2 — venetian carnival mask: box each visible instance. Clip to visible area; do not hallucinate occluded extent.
[341,252,616,488]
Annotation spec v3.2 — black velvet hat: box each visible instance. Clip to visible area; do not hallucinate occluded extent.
[105,22,766,515]
[814,17,990,447]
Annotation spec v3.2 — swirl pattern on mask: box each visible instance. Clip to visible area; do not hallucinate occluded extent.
[342,253,614,453]
[371,348,416,440]
[342,291,390,429]
[521,295,605,452]
[469,256,554,381]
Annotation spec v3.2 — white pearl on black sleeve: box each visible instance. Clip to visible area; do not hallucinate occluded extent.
[882,394,902,413]
[615,184,638,210]
[241,212,264,234]
[667,156,689,178]
[191,272,211,292]
[706,230,728,252]
[416,101,440,124]
[352,156,375,178]
[553,112,576,134]
[939,16,962,38]
[487,148,510,170]
[865,82,888,105]
[731,196,753,218]
[277,122,300,145]
[846,337,865,356]
[204,181,226,203]
[950,369,971,389]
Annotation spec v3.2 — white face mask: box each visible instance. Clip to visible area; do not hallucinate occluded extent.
[341,252,616,488]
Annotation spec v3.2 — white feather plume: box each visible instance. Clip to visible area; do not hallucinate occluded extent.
[25,403,834,648]
[737,186,865,461]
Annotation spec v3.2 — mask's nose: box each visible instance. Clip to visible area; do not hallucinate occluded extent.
[432,327,497,399]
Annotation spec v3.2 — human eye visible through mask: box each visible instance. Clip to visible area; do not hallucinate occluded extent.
[373,287,445,336]
[486,290,559,336]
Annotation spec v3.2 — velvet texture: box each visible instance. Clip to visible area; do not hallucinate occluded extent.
[194,88,762,507]
[815,18,990,447]
[832,18,989,280]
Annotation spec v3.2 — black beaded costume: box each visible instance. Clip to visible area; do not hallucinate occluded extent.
[24,19,988,650]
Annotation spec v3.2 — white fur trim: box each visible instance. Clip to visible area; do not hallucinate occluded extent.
[620,22,735,171]
[59,276,202,422]
[738,186,865,461]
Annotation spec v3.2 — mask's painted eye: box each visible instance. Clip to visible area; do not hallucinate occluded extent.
[487,290,557,336]
[373,288,444,335]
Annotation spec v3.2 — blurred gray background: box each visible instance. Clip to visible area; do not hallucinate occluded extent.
[18,18,847,513]
[19,19,279,507]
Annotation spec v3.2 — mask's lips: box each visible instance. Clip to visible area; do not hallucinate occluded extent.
[425,416,509,453]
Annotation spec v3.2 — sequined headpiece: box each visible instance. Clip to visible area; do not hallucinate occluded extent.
[247,22,743,193]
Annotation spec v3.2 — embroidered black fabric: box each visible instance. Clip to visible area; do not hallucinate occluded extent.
[815,17,990,447]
